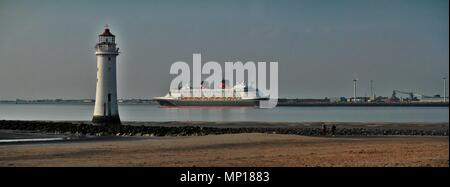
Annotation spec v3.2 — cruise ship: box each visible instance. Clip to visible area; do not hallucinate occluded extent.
[154,82,269,108]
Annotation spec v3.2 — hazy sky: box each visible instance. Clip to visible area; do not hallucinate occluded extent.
[0,0,448,99]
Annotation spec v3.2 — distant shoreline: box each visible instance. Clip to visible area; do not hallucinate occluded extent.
[278,102,449,107]
[1,101,448,107]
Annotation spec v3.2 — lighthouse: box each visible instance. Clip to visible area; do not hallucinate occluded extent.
[92,25,121,125]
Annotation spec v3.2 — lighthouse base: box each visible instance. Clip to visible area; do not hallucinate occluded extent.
[92,115,121,126]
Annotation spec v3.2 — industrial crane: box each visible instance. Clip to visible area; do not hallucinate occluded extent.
[391,90,415,100]
[391,90,434,102]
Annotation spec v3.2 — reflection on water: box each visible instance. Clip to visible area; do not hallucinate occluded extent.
[0,104,448,123]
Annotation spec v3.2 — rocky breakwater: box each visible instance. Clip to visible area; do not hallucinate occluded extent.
[0,120,448,137]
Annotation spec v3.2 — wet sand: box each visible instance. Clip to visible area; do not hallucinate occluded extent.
[0,133,447,167]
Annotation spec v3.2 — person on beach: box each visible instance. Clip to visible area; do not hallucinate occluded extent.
[321,124,328,136]
[331,125,336,136]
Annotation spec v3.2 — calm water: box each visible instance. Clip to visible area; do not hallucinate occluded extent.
[0,104,448,123]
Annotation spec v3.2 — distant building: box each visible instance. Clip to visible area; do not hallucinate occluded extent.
[348,97,369,103]
[83,99,94,103]
[330,97,347,103]
[370,96,390,103]
[418,97,447,103]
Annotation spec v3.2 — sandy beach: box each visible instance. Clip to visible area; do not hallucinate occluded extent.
[0,133,447,167]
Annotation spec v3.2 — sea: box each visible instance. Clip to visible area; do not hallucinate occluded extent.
[0,103,448,123]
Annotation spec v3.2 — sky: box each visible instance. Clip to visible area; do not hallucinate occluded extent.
[0,0,448,99]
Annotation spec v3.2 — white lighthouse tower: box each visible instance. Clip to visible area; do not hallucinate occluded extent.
[92,25,121,125]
